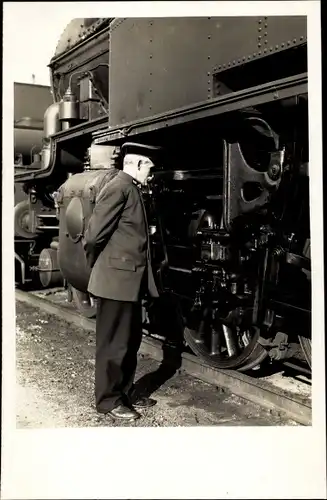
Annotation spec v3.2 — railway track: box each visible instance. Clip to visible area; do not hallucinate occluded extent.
[15,288,312,425]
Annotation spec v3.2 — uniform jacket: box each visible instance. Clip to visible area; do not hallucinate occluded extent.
[83,170,159,302]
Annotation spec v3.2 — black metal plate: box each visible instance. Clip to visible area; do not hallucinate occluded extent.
[108,17,306,127]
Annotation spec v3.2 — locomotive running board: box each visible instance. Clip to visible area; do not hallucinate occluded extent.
[93,72,308,144]
[15,288,312,425]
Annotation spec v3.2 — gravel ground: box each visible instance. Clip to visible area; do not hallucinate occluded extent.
[16,300,299,427]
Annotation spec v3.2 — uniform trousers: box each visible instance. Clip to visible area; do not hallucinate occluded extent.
[95,297,143,413]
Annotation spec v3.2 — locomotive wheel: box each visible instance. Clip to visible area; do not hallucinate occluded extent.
[298,336,312,368]
[38,248,63,288]
[14,200,38,239]
[183,307,267,371]
[72,288,97,318]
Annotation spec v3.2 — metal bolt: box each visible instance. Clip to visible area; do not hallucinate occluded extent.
[268,164,281,180]
[258,43,262,48]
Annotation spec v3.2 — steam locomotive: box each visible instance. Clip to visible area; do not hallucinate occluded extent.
[14,82,63,289]
[14,17,311,372]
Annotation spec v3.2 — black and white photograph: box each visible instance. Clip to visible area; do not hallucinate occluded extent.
[2,2,325,499]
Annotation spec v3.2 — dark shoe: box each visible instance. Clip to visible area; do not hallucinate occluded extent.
[108,404,140,421]
[132,397,157,409]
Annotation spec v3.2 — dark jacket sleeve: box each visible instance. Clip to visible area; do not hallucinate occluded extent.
[83,181,126,268]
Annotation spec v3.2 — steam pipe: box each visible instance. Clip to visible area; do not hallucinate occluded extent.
[15,252,26,285]
[39,102,61,170]
[43,102,61,138]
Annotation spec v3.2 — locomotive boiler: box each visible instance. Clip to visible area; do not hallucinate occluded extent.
[14,17,311,372]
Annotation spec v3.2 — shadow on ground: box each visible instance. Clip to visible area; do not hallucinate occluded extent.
[134,294,184,398]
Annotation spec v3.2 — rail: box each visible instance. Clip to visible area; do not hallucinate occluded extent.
[15,288,312,425]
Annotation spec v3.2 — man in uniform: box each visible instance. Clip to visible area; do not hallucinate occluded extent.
[83,142,160,421]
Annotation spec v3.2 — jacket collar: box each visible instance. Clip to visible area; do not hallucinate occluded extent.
[117,170,133,183]
[118,170,143,188]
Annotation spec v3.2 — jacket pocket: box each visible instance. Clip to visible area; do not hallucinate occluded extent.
[108,257,136,271]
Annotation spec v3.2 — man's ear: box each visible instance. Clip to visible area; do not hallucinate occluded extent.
[137,160,142,171]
